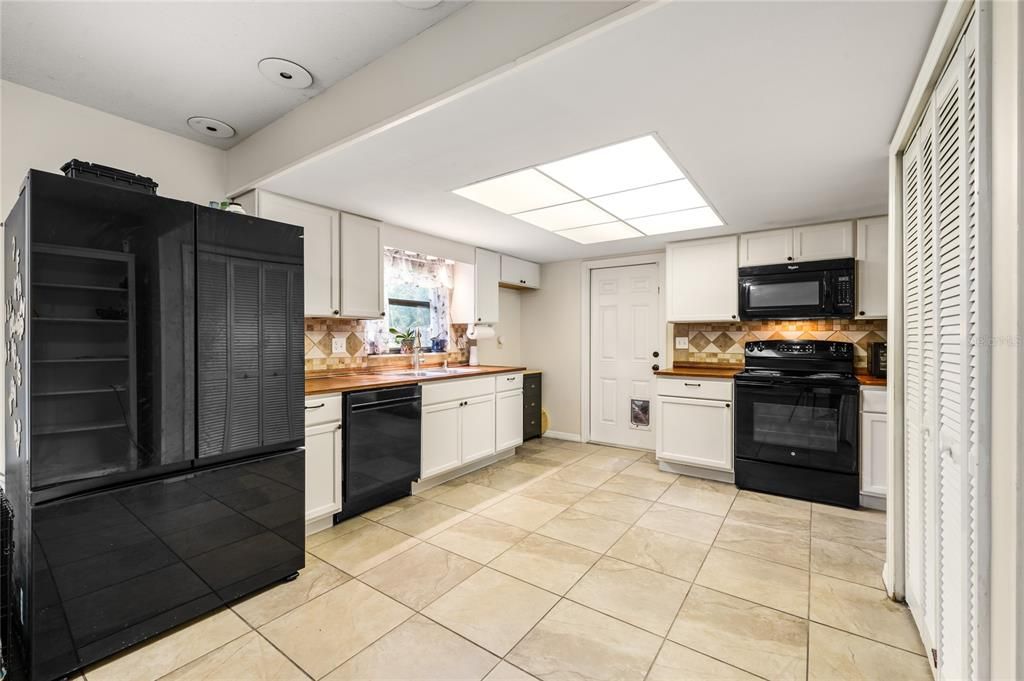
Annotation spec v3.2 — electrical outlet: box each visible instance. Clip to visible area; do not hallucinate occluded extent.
[674,336,689,350]
[331,336,345,354]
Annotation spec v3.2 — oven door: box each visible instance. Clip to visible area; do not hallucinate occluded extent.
[738,271,831,320]
[733,379,858,473]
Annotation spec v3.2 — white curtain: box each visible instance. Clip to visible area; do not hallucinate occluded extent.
[367,250,454,352]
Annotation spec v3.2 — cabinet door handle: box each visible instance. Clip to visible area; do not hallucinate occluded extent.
[651,364,660,371]
[333,309,340,315]
[305,403,326,410]
[683,382,701,387]
[725,403,731,409]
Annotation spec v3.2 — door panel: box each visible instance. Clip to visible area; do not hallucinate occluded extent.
[656,396,731,471]
[196,208,304,462]
[421,402,460,478]
[496,390,524,451]
[461,394,496,464]
[304,423,342,521]
[590,263,659,449]
[27,172,196,491]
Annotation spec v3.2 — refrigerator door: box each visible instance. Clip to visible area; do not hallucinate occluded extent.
[195,207,304,463]
[24,450,304,681]
[26,172,196,494]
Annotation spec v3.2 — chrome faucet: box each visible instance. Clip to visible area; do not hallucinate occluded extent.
[412,328,423,373]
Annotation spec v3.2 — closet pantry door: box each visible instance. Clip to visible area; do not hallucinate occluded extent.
[902,12,986,680]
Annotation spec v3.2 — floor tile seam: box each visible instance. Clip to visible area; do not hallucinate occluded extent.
[249,629,317,681]
[808,621,930,659]
[706,544,812,577]
[233,571,355,631]
[642,639,776,681]
[310,579,419,680]
[127,621,255,681]
[805,610,925,656]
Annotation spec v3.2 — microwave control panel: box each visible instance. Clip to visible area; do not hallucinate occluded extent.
[833,275,853,304]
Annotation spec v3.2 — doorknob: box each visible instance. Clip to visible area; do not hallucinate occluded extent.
[651,364,660,371]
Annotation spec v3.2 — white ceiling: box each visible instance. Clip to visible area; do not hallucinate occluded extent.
[0,1,466,148]
[261,0,942,262]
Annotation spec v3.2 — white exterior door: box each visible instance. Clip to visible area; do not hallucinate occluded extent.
[590,263,659,449]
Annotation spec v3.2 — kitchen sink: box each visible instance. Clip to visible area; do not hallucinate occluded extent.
[394,368,468,377]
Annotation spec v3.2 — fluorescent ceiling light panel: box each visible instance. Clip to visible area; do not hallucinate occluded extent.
[556,222,643,244]
[537,135,683,197]
[591,179,706,219]
[452,168,579,214]
[628,206,722,235]
[515,200,615,231]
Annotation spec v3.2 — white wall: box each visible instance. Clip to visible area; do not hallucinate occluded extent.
[521,260,582,438]
[1,80,226,217]
[476,288,522,366]
[0,80,228,486]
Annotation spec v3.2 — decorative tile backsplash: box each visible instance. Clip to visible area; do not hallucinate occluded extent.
[304,318,469,374]
[672,319,887,369]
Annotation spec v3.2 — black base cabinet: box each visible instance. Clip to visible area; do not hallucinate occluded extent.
[523,373,542,441]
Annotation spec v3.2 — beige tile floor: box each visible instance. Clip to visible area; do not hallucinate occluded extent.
[82,437,931,681]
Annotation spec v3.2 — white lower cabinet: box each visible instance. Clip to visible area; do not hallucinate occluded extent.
[655,378,733,472]
[304,421,342,522]
[495,388,524,452]
[860,387,887,499]
[420,373,522,481]
[462,394,497,464]
[422,401,462,478]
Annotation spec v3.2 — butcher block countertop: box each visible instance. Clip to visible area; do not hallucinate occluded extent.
[656,363,887,387]
[655,363,743,380]
[305,365,527,396]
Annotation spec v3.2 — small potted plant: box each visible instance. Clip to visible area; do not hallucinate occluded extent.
[391,327,416,354]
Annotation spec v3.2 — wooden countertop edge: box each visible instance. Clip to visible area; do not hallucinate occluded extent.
[305,365,529,396]
[656,365,887,387]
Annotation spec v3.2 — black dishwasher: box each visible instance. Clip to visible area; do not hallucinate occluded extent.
[336,385,422,521]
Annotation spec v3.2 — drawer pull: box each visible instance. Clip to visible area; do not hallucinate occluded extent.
[683,382,701,388]
[305,403,326,410]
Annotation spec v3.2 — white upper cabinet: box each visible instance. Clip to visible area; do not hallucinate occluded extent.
[243,190,384,320]
[339,212,385,320]
[855,216,888,318]
[499,255,541,289]
[254,191,339,317]
[738,229,793,266]
[739,221,854,266]
[792,221,854,261]
[666,235,738,322]
[473,248,501,324]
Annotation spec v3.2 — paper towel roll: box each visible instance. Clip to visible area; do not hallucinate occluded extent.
[466,325,496,340]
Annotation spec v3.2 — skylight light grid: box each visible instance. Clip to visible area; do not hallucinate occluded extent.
[452,168,579,214]
[627,206,722,234]
[515,200,615,231]
[555,222,642,244]
[451,134,723,243]
[537,136,683,198]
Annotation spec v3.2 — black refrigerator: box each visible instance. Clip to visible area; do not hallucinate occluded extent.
[3,171,306,680]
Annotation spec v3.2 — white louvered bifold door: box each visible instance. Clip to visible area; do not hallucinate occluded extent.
[902,11,986,680]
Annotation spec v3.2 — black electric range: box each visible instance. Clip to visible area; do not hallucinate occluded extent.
[733,340,860,507]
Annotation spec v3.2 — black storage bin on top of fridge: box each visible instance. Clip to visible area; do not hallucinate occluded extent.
[59,159,158,195]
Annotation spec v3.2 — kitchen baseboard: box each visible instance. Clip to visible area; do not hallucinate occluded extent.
[859,493,886,511]
[543,430,582,442]
[305,514,334,536]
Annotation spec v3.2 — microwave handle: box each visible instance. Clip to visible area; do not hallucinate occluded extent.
[822,278,832,304]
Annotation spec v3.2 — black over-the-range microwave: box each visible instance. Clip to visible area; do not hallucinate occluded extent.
[737,258,855,320]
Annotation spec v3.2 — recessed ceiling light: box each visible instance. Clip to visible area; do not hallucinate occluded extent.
[187,116,235,139]
[591,179,706,219]
[538,136,683,197]
[628,206,722,235]
[556,222,643,244]
[258,57,313,89]
[515,201,615,231]
[453,168,579,214]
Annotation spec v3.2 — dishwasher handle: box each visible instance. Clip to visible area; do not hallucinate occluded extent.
[349,395,421,413]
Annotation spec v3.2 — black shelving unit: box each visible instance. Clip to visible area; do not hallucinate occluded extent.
[30,244,137,488]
